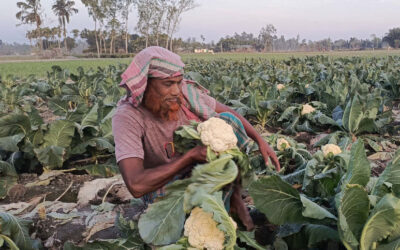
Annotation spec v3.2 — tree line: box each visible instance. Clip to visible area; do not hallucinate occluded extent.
[11,0,400,55]
[15,0,196,57]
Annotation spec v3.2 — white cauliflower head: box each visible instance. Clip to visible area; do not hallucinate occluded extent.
[197,117,237,153]
[277,138,291,151]
[184,207,225,250]
[322,144,342,157]
[277,84,285,90]
[305,84,310,88]
[301,104,316,115]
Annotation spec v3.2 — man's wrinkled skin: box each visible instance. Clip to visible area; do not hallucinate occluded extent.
[118,76,280,231]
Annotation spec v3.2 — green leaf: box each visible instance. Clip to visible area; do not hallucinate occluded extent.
[77,162,119,178]
[201,193,237,250]
[342,140,370,188]
[0,134,24,152]
[48,98,69,116]
[0,234,19,250]
[300,195,337,220]
[360,194,400,250]
[377,237,400,250]
[278,106,298,122]
[0,212,40,250]
[365,138,383,152]
[337,184,370,250]
[138,180,188,245]
[0,161,18,199]
[342,94,363,134]
[0,114,31,137]
[71,137,115,155]
[372,150,400,198]
[183,155,238,212]
[356,118,378,135]
[34,146,65,169]
[237,231,267,250]
[43,120,75,148]
[249,175,318,225]
[303,224,340,247]
[77,103,100,137]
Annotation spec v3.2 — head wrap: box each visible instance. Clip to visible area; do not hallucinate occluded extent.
[119,46,185,107]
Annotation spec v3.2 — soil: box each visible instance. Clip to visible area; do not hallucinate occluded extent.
[0,172,145,250]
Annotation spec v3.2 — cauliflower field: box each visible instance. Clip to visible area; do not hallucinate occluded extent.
[1,55,400,249]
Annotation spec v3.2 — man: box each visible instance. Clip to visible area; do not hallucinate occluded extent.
[112,46,280,231]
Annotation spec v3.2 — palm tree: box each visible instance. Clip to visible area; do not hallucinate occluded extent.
[16,0,43,50]
[52,0,78,51]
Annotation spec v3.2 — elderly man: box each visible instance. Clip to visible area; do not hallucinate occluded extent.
[112,46,280,230]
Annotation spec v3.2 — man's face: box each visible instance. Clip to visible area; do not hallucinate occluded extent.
[143,75,184,121]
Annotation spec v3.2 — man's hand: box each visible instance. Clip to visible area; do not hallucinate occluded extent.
[230,184,254,231]
[257,139,281,171]
[187,145,208,163]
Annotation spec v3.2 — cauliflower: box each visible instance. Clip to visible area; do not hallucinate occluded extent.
[305,84,310,88]
[276,84,285,90]
[277,138,291,151]
[301,104,316,115]
[184,207,225,250]
[197,117,237,153]
[322,144,342,157]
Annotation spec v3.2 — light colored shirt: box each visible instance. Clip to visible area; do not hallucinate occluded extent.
[112,95,216,168]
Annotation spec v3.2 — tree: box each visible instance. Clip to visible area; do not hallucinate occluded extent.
[151,0,168,47]
[71,29,80,39]
[104,0,123,54]
[258,24,277,52]
[52,0,78,51]
[121,0,135,53]
[16,0,43,50]
[383,27,400,49]
[135,0,157,48]
[166,0,197,51]
[82,0,105,57]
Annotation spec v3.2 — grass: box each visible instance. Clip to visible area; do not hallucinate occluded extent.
[0,58,132,78]
[1,50,400,78]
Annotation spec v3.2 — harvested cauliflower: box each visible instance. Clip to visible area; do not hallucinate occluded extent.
[277,84,285,90]
[277,138,291,151]
[184,207,225,250]
[301,104,316,115]
[197,117,237,153]
[322,144,342,157]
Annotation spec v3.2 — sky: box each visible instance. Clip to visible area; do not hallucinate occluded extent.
[0,0,399,44]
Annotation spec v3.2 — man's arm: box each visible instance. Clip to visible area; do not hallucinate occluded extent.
[215,101,280,171]
[118,146,207,198]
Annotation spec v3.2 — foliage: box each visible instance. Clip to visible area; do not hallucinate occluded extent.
[249,140,400,249]
[0,212,41,250]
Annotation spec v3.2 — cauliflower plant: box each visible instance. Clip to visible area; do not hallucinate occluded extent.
[184,207,225,250]
[301,104,316,116]
[197,117,237,153]
[277,138,291,151]
[276,84,285,90]
[322,144,342,157]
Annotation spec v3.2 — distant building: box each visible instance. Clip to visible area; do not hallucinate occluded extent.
[194,48,214,54]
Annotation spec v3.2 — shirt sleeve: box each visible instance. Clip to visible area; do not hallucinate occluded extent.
[112,110,145,163]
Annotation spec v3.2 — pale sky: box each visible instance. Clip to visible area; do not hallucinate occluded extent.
[0,0,399,44]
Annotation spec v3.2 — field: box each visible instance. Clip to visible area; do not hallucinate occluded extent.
[1,52,400,249]
[1,49,400,78]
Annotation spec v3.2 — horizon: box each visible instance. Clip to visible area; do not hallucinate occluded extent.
[0,0,399,44]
